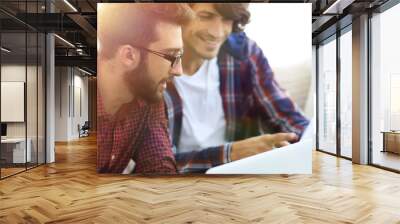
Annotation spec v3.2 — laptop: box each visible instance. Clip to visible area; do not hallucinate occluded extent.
[206,119,315,175]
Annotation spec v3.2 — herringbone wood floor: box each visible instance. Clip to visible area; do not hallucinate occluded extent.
[1,135,400,224]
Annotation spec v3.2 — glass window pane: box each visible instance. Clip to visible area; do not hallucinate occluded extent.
[318,37,337,154]
[38,32,45,165]
[27,31,38,169]
[1,31,28,177]
[371,3,400,171]
[1,0,46,179]
[340,29,352,158]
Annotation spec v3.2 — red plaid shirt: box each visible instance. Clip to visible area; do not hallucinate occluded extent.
[97,92,177,174]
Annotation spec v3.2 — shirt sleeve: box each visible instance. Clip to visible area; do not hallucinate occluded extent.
[248,41,309,137]
[174,143,233,174]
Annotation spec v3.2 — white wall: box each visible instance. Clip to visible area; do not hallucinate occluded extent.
[55,67,89,141]
[55,66,69,141]
[1,66,26,135]
[1,65,39,137]
[72,73,89,138]
[245,3,312,69]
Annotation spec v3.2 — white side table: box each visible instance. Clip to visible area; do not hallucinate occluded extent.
[1,138,32,163]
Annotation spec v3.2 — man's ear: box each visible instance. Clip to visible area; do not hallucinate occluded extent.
[117,45,141,70]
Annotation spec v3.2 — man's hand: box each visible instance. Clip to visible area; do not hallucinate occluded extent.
[230,133,298,161]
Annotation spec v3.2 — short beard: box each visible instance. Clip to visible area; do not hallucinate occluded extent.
[125,60,162,104]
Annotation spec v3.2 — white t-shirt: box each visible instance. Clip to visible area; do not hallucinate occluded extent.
[174,57,226,152]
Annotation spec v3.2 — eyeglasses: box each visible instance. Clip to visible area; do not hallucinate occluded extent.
[132,45,182,69]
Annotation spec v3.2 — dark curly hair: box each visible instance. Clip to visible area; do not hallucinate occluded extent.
[190,3,251,32]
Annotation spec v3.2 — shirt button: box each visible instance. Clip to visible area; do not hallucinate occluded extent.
[111,155,115,160]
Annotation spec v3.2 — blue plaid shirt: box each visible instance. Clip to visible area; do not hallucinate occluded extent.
[164,32,309,173]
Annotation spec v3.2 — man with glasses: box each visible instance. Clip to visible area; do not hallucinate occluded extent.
[97,3,193,174]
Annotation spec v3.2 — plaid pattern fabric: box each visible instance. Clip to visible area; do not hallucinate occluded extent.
[164,32,310,173]
[97,93,177,174]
